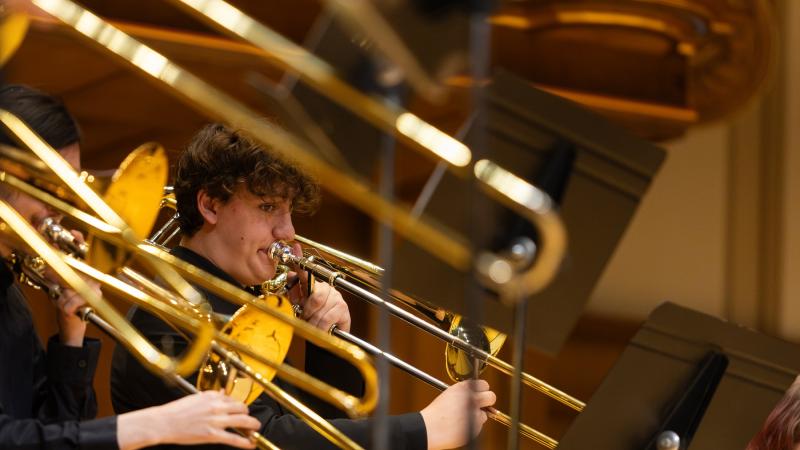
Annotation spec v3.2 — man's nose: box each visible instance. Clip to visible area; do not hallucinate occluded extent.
[274,214,295,241]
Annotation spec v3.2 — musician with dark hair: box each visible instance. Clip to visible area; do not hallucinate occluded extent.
[0,84,261,449]
[111,122,497,450]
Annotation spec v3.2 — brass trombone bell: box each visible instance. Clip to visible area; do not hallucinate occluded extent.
[197,293,295,405]
[445,315,507,383]
[0,11,28,66]
[83,142,168,273]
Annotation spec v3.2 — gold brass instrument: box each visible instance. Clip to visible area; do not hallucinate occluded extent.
[267,239,582,449]
[12,176,370,450]
[5,223,277,450]
[0,9,28,66]
[0,111,376,450]
[83,142,168,272]
[0,193,215,380]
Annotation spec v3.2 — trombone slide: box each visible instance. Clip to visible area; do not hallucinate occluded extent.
[269,241,584,411]
[329,326,558,449]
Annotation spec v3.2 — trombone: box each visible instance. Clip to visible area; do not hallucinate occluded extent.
[4,223,278,450]
[0,111,376,450]
[267,239,585,449]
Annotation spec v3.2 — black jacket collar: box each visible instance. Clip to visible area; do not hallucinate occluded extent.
[170,245,241,288]
[0,262,15,292]
[169,245,254,316]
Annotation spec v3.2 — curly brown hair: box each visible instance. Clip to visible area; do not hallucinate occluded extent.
[174,123,320,236]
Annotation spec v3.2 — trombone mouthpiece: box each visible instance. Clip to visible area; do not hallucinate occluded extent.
[268,241,293,263]
[39,217,88,258]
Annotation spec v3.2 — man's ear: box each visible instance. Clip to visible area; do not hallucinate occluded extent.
[196,190,219,225]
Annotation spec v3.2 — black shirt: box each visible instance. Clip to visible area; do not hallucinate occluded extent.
[0,263,118,449]
[111,246,426,450]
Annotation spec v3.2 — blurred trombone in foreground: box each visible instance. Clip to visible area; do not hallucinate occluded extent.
[32,0,566,307]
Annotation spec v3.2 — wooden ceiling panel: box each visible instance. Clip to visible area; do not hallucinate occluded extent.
[62,76,198,126]
[2,25,125,95]
[3,19,298,170]
[78,0,320,42]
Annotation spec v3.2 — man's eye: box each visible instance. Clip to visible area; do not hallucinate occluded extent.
[260,204,275,213]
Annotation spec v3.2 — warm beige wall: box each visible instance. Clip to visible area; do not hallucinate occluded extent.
[779,0,800,340]
[585,124,729,320]
[587,0,800,344]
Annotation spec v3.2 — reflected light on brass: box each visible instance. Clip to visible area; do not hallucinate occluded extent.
[487,258,513,285]
[396,112,471,167]
[131,46,169,78]
[474,159,548,212]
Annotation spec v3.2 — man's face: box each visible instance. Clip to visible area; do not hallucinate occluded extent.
[202,185,295,286]
[0,143,80,256]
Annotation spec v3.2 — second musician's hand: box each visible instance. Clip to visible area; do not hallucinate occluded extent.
[41,224,94,347]
[54,287,90,347]
[286,242,352,333]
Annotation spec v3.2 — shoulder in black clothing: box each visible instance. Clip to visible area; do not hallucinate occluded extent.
[0,264,118,449]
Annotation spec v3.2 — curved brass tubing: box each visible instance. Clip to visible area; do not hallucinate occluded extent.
[0,201,215,378]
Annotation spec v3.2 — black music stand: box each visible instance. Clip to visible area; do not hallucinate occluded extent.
[391,70,666,353]
[557,302,800,450]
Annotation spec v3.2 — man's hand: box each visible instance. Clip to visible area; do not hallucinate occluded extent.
[54,284,95,347]
[420,380,497,450]
[287,243,351,333]
[47,229,94,347]
[117,390,261,450]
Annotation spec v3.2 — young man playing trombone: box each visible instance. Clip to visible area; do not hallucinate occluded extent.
[111,123,497,450]
[0,85,262,449]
